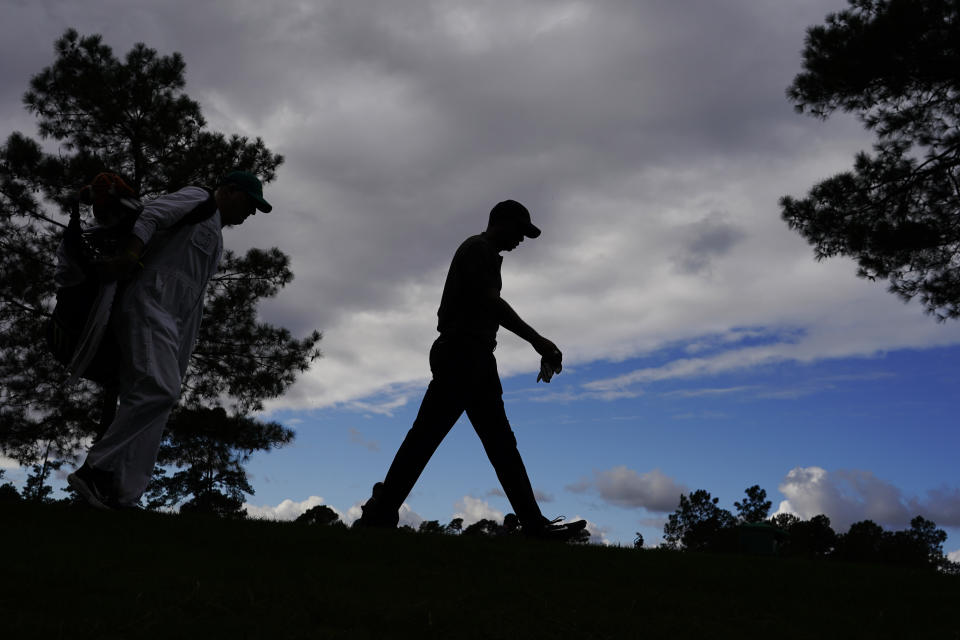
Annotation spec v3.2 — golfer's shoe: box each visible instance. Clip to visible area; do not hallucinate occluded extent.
[353,482,399,528]
[67,463,116,510]
[524,516,589,542]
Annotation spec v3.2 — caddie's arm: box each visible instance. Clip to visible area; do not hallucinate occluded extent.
[94,235,145,282]
[131,186,210,244]
[97,186,209,281]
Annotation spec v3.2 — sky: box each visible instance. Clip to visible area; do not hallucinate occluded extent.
[1,0,958,557]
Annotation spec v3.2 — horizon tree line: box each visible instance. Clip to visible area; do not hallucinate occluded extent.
[660,484,957,573]
[3,467,956,572]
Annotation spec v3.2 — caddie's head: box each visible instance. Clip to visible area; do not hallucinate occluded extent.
[216,170,272,227]
[79,172,143,227]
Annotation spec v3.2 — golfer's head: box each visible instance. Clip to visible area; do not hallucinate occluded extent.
[487,199,540,251]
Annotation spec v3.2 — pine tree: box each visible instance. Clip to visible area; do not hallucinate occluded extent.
[781,0,960,319]
[295,505,342,527]
[662,489,736,552]
[734,485,772,524]
[0,469,20,502]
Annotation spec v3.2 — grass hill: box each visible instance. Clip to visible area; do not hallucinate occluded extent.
[2,500,957,639]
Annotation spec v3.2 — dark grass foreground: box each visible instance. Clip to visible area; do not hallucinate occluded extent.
[2,501,957,639]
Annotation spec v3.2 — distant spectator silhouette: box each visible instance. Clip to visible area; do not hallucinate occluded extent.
[355,200,585,541]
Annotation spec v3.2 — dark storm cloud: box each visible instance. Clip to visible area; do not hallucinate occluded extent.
[672,213,747,274]
[8,0,956,410]
[9,0,813,288]
[213,0,845,337]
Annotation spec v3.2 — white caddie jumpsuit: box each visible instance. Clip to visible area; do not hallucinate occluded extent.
[84,186,223,506]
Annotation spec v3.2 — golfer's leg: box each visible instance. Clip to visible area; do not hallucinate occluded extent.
[466,396,544,527]
[379,380,463,513]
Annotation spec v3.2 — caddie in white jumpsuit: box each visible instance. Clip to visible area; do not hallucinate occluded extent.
[69,171,272,509]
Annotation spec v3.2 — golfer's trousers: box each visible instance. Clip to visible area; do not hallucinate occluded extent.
[380,336,543,526]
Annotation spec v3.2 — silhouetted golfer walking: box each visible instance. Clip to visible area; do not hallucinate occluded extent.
[356,200,585,540]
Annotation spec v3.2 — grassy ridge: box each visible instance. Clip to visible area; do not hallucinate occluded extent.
[1,501,957,639]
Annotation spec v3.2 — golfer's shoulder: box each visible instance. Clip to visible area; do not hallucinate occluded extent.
[458,233,495,258]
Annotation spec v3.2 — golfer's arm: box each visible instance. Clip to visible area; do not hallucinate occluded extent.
[495,293,542,346]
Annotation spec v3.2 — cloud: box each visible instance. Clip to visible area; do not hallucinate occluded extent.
[347,395,413,418]
[224,0,953,412]
[398,503,424,528]
[658,372,896,401]
[0,456,20,470]
[453,495,504,526]
[576,516,612,546]
[243,494,425,527]
[6,0,960,419]
[671,213,747,275]
[581,318,958,399]
[911,487,960,528]
[661,386,758,398]
[774,467,960,531]
[948,549,960,564]
[244,495,334,521]
[566,466,687,513]
[565,482,590,495]
[348,427,380,452]
[528,388,643,404]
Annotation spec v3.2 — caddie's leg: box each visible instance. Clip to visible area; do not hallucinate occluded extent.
[85,280,183,506]
[94,385,119,442]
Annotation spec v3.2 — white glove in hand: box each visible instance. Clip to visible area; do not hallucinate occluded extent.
[537,354,562,383]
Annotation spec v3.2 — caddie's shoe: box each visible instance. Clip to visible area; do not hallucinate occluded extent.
[523,516,589,542]
[353,482,399,528]
[67,463,117,511]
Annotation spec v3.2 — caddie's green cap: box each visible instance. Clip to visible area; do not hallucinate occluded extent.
[222,170,272,213]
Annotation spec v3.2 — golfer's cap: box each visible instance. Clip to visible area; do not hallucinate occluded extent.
[222,170,272,213]
[489,199,540,238]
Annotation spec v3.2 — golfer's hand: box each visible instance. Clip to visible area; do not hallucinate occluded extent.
[534,338,562,383]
